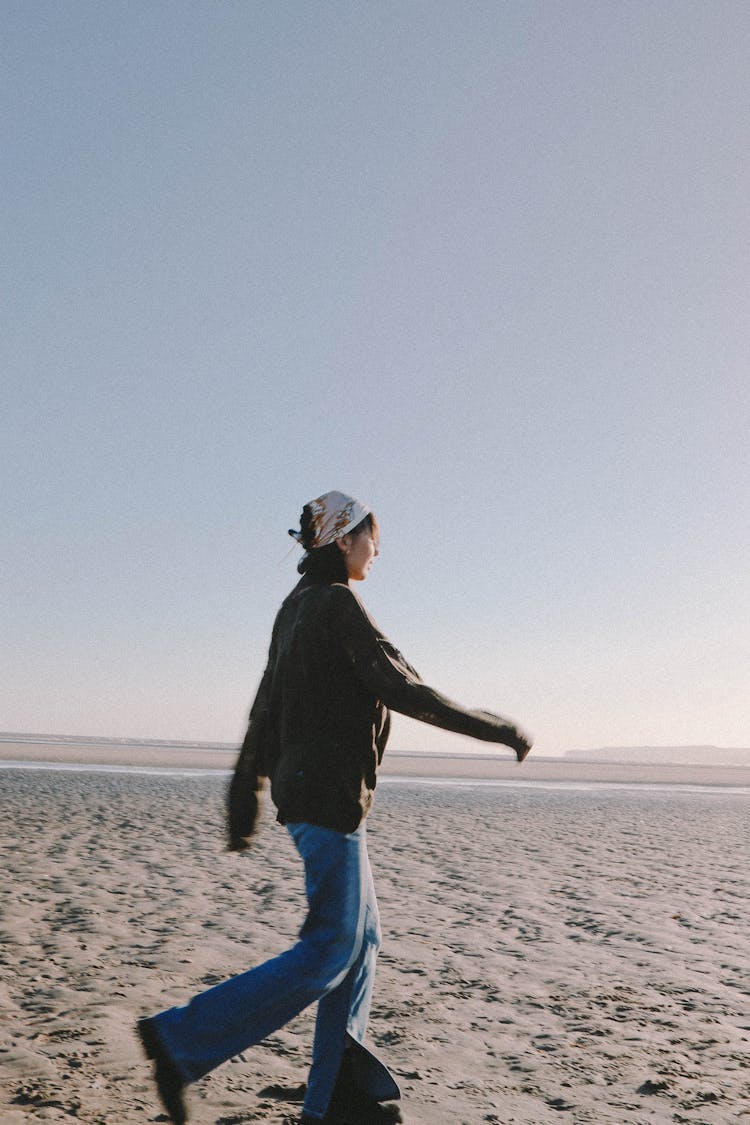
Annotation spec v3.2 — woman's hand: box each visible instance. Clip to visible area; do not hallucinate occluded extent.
[227,789,259,851]
[473,712,533,760]
[513,727,534,762]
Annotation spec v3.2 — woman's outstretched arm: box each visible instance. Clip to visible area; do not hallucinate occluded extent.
[332,585,533,758]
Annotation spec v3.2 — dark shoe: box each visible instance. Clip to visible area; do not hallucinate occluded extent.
[327,1057,402,1124]
[136,1017,188,1125]
[300,1105,402,1125]
[326,1101,402,1124]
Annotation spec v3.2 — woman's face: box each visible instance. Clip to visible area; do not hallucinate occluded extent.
[339,526,379,582]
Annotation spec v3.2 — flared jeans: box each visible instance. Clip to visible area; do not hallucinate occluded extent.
[151,821,383,1119]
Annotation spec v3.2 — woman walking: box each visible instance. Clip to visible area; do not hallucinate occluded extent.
[137,490,532,1125]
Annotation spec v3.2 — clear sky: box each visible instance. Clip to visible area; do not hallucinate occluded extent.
[3,2,748,757]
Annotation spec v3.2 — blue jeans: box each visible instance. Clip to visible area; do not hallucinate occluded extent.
[151,822,386,1119]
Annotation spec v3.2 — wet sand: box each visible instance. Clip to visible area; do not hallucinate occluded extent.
[1,765,748,1123]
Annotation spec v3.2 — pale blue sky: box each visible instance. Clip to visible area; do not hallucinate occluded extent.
[3,2,748,755]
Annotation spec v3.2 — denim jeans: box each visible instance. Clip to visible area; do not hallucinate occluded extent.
[151,821,390,1119]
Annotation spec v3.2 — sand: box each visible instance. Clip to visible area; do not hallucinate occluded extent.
[1,765,748,1124]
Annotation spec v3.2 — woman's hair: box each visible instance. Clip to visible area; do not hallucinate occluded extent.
[296,510,378,581]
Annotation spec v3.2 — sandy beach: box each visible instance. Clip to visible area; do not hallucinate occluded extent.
[1,761,749,1124]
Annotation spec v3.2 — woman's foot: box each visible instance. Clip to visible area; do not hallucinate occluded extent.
[338,1102,402,1124]
[300,1106,402,1124]
[136,1017,187,1125]
[325,1059,403,1123]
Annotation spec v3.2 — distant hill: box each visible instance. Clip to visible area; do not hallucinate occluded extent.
[565,745,750,768]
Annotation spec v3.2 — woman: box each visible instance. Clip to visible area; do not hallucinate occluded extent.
[137,490,532,1125]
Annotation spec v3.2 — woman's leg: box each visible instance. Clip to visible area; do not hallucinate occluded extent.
[303,826,382,1118]
[149,823,369,1084]
[346,841,381,1044]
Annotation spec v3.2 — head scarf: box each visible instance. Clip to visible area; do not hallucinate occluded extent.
[289,491,371,550]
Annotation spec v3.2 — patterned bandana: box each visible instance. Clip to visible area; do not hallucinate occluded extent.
[289,491,371,549]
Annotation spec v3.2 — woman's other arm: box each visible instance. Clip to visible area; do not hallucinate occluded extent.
[226,662,273,851]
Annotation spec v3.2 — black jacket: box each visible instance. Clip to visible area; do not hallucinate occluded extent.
[227,577,527,847]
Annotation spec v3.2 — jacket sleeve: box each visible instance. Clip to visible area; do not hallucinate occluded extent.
[330,585,530,754]
[226,661,272,851]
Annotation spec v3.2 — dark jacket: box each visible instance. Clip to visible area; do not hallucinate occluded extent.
[227,577,527,847]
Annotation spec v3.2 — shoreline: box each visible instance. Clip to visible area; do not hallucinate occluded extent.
[1,738,749,789]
